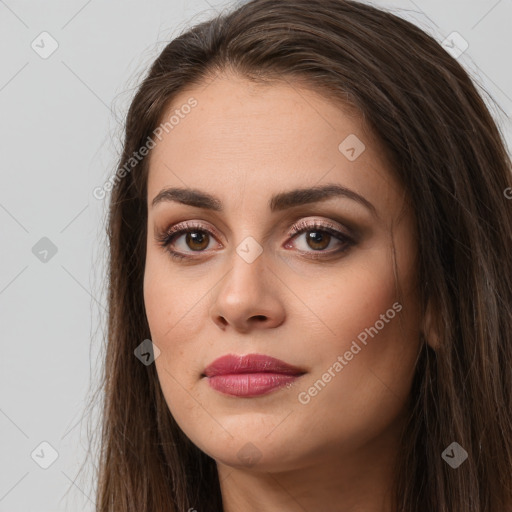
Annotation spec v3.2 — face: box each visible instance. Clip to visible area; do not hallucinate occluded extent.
[143,72,422,473]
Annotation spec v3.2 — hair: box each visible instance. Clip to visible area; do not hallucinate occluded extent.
[88,0,512,510]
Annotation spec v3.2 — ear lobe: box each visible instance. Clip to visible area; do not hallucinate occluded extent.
[422,299,441,351]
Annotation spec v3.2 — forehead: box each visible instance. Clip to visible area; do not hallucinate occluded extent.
[146,73,399,214]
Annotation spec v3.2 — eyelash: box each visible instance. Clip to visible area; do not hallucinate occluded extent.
[155,219,355,262]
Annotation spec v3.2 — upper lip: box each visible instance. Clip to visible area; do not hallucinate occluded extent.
[203,353,306,377]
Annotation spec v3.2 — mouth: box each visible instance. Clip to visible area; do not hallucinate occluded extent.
[202,353,306,397]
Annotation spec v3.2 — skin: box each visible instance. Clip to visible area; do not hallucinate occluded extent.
[143,71,425,512]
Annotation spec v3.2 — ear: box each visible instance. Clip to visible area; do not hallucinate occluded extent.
[421,299,441,351]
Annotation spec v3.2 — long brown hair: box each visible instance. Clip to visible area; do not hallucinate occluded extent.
[87,0,512,510]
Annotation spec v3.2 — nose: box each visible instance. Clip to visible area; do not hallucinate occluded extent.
[209,245,286,333]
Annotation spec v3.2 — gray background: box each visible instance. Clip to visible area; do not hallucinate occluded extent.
[1,0,511,510]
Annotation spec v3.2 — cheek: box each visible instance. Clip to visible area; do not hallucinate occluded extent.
[324,222,420,361]
[143,258,210,431]
[297,246,398,351]
[295,235,420,408]
[143,250,208,347]
[143,250,220,416]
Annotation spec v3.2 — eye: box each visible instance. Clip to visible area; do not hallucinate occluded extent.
[285,219,354,258]
[155,221,221,261]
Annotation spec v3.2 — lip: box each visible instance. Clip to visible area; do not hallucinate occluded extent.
[202,353,306,397]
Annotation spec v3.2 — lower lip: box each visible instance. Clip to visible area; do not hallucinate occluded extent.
[205,373,302,397]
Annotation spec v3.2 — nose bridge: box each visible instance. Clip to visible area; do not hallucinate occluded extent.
[223,234,267,299]
[235,233,265,266]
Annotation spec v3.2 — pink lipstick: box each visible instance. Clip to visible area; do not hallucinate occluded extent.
[203,353,305,397]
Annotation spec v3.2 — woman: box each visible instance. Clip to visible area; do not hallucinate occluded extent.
[91,0,512,510]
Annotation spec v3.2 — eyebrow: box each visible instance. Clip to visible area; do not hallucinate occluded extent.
[151,183,377,217]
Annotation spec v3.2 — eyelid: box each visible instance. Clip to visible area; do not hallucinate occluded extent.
[156,216,351,243]
[288,217,351,237]
[156,220,224,244]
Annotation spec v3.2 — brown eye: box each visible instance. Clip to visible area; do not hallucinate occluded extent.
[155,221,220,261]
[184,231,210,251]
[304,230,332,251]
[286,220,355,259]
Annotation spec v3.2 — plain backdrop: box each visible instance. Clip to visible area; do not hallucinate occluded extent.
[1,0,511,510]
